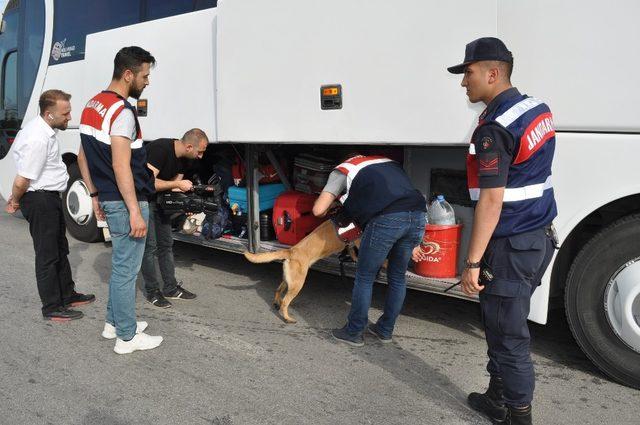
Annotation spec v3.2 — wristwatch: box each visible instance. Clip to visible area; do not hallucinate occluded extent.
[89,192,99,198]
[464,259,481,269]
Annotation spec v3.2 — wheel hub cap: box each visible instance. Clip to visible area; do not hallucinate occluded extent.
[604,258,640,354]
[66,180,93,226]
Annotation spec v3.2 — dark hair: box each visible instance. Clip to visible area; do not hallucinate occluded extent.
[39,89,71,115]
[112,46,156,80]
[339,151,362,163]
[484,60,514,82]
[182,128,209,145]
[502,60,513,80]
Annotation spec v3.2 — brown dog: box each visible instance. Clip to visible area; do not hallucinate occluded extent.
[244,220,358,323]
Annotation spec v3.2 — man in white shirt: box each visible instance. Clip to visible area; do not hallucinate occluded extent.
[5,89,95,321]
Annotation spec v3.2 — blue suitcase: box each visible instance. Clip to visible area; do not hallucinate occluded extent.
[227,183,286,213]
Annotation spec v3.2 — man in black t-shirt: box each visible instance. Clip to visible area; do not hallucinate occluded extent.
[141,128,209,308]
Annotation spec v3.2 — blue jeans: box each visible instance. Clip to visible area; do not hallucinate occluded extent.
[346,211,426,337]
[101,200,149,340]
[140,202,178,295]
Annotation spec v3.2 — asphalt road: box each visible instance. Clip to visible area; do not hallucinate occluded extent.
[0,210,638,425]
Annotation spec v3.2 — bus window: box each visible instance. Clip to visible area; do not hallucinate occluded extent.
[0,3,18,160]
[19,0,45,118]
[144,0,193,20]
[49,0,141,65]
[2,51,17,119]
[0,50,18,159]
[194,0,218,11]
[144,0,217,21]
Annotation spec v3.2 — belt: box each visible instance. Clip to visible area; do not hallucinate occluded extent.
[34,189,61,194]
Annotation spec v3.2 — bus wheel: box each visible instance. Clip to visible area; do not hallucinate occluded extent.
[565,214,640,389]
[62,162,103,242]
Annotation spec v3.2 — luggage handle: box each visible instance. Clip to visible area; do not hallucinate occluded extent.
[276,210,293,231]
[276,209,316,231]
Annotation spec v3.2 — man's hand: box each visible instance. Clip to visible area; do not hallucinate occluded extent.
[7,176,29,214]
[177,180,193,192]
[5,195,19,214]
[313,191,338,217]
[412,246,427,262]
[461,266,484,295]
[129,211,147,238]
[92,198,105,221]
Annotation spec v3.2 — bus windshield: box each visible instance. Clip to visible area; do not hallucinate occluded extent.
[0,0,45,159]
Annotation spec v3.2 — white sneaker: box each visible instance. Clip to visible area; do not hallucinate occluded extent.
[113,332,163,354]
[101,321,149,339]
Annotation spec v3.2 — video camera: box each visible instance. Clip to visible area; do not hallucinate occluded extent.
[157,177,224,215]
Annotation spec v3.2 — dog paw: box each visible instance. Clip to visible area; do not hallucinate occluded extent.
[283,316,297,324]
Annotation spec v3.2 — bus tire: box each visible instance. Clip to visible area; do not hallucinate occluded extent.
[62,162,103,243]
[565,214,640,389]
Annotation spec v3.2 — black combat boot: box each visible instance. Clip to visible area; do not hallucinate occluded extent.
[507,405,532,425]
[468,376,508,423]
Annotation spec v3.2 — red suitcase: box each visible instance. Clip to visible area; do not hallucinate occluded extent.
[273,191,325,245]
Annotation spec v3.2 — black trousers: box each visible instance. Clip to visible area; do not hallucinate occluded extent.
[20,191,76,314]
[478,227,555,407]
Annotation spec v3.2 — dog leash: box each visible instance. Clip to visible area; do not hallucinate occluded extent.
[443,280,462,293]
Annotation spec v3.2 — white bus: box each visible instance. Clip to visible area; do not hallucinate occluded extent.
[1,0,639,390]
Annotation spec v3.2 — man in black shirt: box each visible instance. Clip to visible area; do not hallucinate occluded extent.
[141,128,209,308]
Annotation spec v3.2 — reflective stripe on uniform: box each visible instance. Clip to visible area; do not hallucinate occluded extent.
[495,97,543,128]
[79,124,111,145]
[337,157,393,204]
[102,100,125,134]
[469,175,553,202]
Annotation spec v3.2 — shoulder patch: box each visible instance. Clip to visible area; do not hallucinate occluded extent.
[480,136,493,151]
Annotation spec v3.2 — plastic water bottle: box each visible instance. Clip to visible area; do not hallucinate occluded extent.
[428,195,456,225]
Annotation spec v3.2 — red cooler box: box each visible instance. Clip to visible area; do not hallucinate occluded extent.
[413,223,463,278]
[273,191,325,245]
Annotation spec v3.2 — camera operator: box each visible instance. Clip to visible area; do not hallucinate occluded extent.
[141,128,209,308]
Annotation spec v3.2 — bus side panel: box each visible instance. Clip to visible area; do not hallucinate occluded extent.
[529,132,640,324]
[41,61,87,128]
[83,9,218,141]
[56,129,82,158]
[499,0,640,132]
[216,0,494,144]
[551,133,640,240]
[0,153,17,200]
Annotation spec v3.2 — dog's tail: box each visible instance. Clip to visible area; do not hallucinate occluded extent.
[243,249,291,264]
